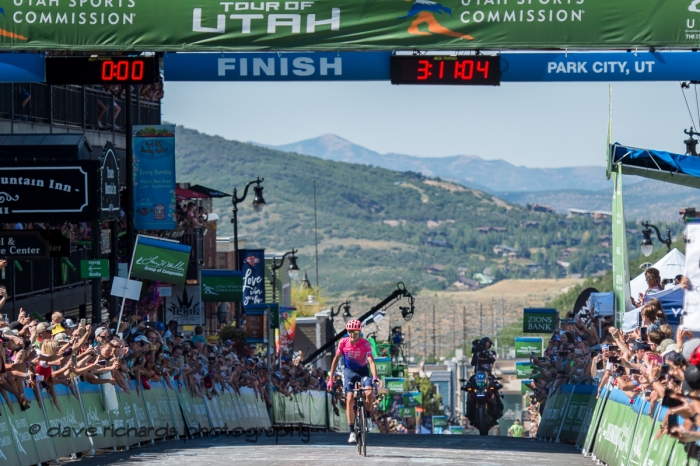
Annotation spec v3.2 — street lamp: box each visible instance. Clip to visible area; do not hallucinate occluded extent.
[640,221,672,257]
[271,249,300,303]
[231,176,266,324]
[330,300,352,322]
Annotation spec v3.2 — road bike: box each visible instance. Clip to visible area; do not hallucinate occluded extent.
[352,380,377,456]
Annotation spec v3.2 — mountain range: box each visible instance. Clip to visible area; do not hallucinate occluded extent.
[175,126,617,295]
[261,134,700,222]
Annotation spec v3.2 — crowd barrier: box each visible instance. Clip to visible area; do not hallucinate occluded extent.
[0,380,271,466]
[271,391,349,432]
[540,385,700,466]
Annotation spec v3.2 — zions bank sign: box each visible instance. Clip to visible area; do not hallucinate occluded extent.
[523,308,558,333]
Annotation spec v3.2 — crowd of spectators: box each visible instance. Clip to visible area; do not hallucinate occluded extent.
[526,267,700,448]
[176,202,208,229]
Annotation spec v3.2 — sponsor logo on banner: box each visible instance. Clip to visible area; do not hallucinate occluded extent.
[165,285,205,325]
[684,223,700,330]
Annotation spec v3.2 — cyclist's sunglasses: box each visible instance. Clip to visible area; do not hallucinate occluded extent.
[348,330,360,336]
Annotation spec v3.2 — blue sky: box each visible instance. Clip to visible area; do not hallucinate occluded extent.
[163,80,694,168]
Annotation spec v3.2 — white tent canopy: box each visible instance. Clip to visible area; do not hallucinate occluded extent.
[630,248,685,299]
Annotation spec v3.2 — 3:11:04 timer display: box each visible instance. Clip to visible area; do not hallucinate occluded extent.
[390,55,501,86]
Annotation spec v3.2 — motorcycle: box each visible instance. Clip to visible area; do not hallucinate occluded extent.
[460,372,504,436]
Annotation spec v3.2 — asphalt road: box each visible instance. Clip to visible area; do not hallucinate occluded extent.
[66,432,593,466]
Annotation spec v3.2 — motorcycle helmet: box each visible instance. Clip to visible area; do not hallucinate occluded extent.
[480,337,493,349]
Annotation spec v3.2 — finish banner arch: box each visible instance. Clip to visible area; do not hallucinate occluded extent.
[0,1,699,51]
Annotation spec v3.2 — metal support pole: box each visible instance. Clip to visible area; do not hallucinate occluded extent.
[110,219,119,319]
[232,199,240,326]
[125,86,135,257]
[91,220,102,323]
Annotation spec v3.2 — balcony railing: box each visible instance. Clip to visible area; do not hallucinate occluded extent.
[0,83,160,132]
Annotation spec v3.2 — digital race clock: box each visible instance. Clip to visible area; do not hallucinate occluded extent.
[390,55,500,86]
[45,56,158,85]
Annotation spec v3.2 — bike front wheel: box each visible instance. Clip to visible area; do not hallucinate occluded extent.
[359,408,366,456]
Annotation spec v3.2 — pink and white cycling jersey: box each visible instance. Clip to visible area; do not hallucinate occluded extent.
[336,337,373,371]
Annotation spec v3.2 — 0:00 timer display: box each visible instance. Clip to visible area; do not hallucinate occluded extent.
[390,56,501,86]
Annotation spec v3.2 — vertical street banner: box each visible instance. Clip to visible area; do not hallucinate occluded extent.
[132,124,176,230]
[516,362,532,379]
[238,249,266,306]
[515,337,543,358]
[243,304,269,344]
[523,309,558,333]
[131,236,191,286]
[165,285,205,325]
[684,223,700,331]
[278,307,297,356]
[201,269,243,302]
[612,163,631,328]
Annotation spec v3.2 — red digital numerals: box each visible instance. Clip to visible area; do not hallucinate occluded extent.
[101,60,145,82]
[416,59,490,81]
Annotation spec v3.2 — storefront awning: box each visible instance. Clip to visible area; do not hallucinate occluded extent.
[188,184,231,198]
[176,186,209,200]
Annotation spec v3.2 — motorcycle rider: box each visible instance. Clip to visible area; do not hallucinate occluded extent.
[465,337,504,426]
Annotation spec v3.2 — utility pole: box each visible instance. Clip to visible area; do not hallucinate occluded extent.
[407,325,411,361]
[452,306,456,353]
[462,306,467,352]
[432,304,436,362]
[423,312,427,364]
[479,302,483,337]
[492,298,498,353]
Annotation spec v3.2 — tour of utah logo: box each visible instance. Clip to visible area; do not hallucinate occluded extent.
[0,8,26,40]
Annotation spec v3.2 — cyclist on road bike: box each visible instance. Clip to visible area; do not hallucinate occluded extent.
[327,319,380,444]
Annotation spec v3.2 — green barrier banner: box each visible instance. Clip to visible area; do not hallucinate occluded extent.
[374,357,392,377]
[399,406,415,418]
[131,236,191,286]
[384,378,405,395]
[403,391,422,408]
[515,362,532,379]
[0,402,22,466]
[515,337,543,358]
[0,2,698,51]
[537,392,569,439]
[593,398,636,466]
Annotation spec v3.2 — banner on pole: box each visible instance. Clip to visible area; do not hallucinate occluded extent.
[684,223,700,331]
[374,357,392,377]
[164,285,205,325]
[612,163,631,328]
[131,236,191,286]
[239,249,266,305]
[1,2,699,51]
[201,269,243,302]
[403,391,422,408]
[278,307,297,356]
[384,378,405,395]
[515,337,543,358]
[523,308,558,333]
[243,304,269,344]
[516,362,532,379]
[133,125,176,230]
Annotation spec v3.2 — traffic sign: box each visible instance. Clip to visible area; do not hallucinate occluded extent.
[80,259,109,279]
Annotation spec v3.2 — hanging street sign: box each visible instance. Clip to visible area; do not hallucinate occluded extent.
[80,259,109,279]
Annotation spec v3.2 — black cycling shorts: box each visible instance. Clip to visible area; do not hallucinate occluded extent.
[343,365,371,393]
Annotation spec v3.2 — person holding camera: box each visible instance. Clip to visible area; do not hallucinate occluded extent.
[465,337,504,425]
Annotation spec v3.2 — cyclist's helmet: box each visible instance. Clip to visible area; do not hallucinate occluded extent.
[480,337,493,348]
[346,320,362,332]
